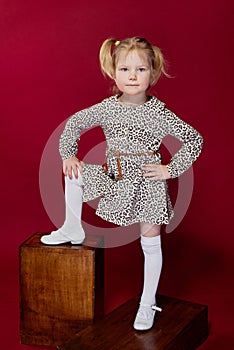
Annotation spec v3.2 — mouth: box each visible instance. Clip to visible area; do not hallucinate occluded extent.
[126,84,139,86]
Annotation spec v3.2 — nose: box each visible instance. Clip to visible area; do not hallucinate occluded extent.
[129,70,137,80]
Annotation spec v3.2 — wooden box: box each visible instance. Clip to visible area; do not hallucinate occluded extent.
[58,295,208,350]
[19,232,104,346]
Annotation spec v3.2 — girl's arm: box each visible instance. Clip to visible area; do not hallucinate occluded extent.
[59,102,105,177]
[142,107,203,181]
[59,103,103,160]
[163,108,203,179]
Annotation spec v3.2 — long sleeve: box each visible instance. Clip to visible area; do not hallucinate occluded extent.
[163,108,203,178]
[59,102,104,160]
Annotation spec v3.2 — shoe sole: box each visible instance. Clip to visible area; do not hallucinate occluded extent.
[40,238,84,245]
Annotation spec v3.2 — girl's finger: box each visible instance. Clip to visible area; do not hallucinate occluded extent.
[72,165,79,178]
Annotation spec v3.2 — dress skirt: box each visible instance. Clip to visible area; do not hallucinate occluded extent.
[82,151,174,227]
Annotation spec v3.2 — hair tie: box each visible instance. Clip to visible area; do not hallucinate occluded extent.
[115,40,120,46]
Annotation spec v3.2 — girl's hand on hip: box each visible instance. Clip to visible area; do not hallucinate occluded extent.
[142,164,171,181]
[63,156,84,179]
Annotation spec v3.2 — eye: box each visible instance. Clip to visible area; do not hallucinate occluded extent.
[119,67,128,72]
[138,67,147,72]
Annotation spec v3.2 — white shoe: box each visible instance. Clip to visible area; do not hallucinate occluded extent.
[40,229,85,245]
[133,303,162,331]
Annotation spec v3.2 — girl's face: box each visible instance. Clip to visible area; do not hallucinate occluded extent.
[114,50,152,100]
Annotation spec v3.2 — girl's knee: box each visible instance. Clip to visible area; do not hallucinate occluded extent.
[140,223,161,237]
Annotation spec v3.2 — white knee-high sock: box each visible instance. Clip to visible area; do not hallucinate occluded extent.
[55,171,85,241]
[140,235,162,306]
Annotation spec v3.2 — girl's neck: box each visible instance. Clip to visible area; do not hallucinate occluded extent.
[118,94,148,107]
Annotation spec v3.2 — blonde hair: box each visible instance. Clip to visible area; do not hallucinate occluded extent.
[99,36,168,86]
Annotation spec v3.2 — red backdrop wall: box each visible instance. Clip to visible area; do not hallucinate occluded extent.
[1,1,233,349]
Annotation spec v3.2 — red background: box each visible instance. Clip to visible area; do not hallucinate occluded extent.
[1,0,233,349]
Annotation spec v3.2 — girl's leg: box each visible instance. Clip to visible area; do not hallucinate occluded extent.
[41,170,85,245]
[133,223,162,331]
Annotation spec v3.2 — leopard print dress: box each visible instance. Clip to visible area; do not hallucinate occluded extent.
[59,95,203,226]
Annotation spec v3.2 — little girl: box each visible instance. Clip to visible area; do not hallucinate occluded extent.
[41,37,203,331]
